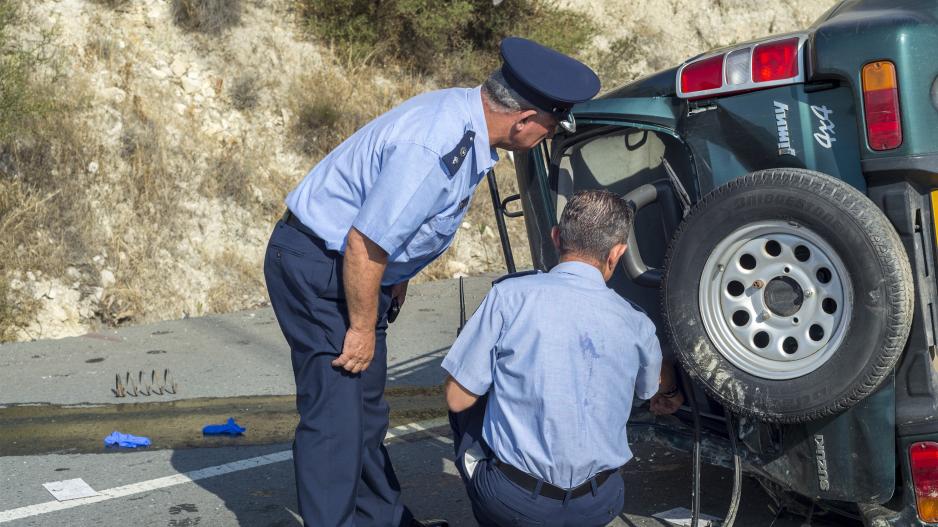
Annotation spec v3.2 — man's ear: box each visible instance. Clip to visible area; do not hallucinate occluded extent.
[607,243,628,269]
[550,225,561,251]
[514,109,539,130]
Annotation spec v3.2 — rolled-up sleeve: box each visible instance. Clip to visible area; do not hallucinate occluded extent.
[441,287,504,396]
[352,142,444,255]
[635,324,664,400]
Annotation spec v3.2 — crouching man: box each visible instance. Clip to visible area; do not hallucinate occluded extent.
[441,189,684,526]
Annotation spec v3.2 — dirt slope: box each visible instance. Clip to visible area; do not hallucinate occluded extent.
[3,0,836,341]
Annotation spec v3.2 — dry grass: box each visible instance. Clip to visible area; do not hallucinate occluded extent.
[286,60,425,158]
[172,0,241,34]
[203,248,266,314]
[228,73,259,111]
[0,3,102,339]
[296,0,596,83]
[88,0,130,10]
[85,35,116,62]
[201,148,256,210]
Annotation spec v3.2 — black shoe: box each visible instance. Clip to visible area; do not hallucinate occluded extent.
[410,520,449,527]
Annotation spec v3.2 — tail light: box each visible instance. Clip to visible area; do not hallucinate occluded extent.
[752,38,800,82]
[676,35,805,99]
[681,55,724,93]
[910,442,938,523]
[862,61,902,151]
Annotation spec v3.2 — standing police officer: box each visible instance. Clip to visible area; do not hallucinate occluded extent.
[264,37,601,527]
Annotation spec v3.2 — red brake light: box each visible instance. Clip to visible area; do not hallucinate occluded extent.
[910,442,938,522]
[862,61,902,151]
[676,35,805,99]
[681,55,724,94]
[752,37,799,82]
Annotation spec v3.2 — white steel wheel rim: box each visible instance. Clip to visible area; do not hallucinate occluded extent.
[698,221,852,380]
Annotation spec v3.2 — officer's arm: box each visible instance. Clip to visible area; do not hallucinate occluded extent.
[444,375,480,412]
[441,288,503,411]
[331,227,387,373]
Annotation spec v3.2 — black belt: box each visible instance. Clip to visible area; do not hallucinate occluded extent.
[492,459,618,500]
[282,209,310,234]
[281,210,334,255]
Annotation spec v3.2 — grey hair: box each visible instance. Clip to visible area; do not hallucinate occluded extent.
[481,69,538,114]
[558,190,634,262]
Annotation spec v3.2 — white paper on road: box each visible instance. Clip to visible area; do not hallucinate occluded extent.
[41,479,99,502]
[652,507,722,526]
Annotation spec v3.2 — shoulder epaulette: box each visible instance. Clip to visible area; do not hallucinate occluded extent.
[492,269,540,286]
[443,130,475,177]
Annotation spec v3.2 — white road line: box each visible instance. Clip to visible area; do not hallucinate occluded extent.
[0,416,451,523]
[385,416,449,440]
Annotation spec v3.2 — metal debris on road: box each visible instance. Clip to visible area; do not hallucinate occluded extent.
[112,369,177,397]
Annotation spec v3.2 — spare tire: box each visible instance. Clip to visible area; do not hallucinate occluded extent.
[661,169,912,423]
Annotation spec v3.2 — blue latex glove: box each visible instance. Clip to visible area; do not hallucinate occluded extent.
[202,417,246,436]
[104,431,151,448]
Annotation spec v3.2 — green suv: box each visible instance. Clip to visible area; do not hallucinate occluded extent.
[495,0,938,524]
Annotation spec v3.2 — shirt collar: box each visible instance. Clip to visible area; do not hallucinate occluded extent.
[468,86,499,174]
[550,260,606,286]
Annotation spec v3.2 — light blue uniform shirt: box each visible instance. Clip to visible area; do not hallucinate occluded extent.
[285,87,498,285]
[441,261,663,488]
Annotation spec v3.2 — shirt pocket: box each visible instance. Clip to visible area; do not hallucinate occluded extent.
[408,211,462,257]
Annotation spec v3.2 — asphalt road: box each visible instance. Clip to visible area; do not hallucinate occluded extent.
[1,421,833,527]
[0,275,847,526]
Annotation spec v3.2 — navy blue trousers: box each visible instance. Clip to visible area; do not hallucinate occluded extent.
[450,401,626,527]
[265,220,412,527]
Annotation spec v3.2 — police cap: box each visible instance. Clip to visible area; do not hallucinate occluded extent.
[499,36,601,119]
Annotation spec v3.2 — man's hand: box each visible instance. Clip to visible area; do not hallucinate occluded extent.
[649,388,684,415]
[333,326,376,373]
[336,227,388,374]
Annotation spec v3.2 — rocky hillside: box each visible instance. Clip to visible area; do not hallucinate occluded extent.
[0,0,835,341]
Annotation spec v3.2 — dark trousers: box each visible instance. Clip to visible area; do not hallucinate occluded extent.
[265,220,411,527]
[450,400,626,527]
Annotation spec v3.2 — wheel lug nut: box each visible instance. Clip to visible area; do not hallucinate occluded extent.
[752,280,765,289]
[805,290,814,298]
[761,311,771,320]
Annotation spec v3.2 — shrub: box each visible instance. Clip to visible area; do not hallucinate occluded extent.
[172,0,241,34]
[228,73,259,111]
[284,64,426,161]
[297,0,595,83]
[201,150,255,208]
[0,4,86,340]
[291,98,347,157]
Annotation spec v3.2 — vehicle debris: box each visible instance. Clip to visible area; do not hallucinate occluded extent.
[112,369,177,397]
